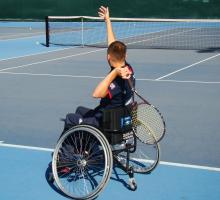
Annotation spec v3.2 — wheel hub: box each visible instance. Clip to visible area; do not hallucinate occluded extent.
[77,159,87,167]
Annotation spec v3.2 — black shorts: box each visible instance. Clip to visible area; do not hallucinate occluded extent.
[65,106,101,129]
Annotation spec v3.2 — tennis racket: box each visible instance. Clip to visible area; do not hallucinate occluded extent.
[128,79,166,145]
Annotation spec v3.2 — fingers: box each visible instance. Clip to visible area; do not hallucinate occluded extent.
[124,67,132,75]
[100,6,107,12]
[99,6,106,15]
[98,12,104,18]
[116,67,132,79]
[121,74,131,79]
[122,70,132,79]
[98,6,109,19]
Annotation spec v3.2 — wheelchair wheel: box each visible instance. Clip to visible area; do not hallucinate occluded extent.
[52,125,113,200]
[116,131,160,174]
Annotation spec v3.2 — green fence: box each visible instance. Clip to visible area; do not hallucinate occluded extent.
[0,0,219,20]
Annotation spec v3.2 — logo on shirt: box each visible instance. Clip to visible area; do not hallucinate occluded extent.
[110,83,116,90]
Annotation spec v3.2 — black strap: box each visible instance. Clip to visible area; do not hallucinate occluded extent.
[127,78,135,103]
[122,79,126,106]
[121,64,127,107]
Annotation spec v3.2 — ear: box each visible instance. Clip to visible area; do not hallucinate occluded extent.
[107,54,111,66]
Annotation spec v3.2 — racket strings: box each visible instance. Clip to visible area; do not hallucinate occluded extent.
[131,103,165,144]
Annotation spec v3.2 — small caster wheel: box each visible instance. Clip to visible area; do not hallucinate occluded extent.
[129,178,137,191]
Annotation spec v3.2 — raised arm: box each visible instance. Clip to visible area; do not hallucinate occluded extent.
[98,6,116,46]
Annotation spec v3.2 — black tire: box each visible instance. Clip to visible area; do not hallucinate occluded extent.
[116,131,160,174]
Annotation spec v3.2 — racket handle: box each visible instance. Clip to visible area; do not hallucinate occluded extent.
[128,78,135,91]
[128,78,150,104]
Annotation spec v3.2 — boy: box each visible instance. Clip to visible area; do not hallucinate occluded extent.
[62,6,135,133]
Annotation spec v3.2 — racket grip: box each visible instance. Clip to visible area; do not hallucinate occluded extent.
[128,78,135,91]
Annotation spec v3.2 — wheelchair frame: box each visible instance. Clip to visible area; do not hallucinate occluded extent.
[50,106,160,200]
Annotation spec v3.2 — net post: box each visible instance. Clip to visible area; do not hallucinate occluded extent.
[45,16,49,47]
[81,17,84,47]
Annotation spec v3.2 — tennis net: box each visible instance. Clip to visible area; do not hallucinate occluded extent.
[45,16,220,50]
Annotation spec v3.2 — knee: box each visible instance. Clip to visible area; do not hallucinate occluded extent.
[66,113,83,126]
[65,113,76,124]
[75,106,84,114]
[66,113,73,120]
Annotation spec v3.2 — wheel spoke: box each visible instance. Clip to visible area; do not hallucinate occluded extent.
[52,125,112,199]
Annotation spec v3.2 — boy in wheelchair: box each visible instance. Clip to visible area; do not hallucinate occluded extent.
[61,6,135,137]
[51,7,160,197]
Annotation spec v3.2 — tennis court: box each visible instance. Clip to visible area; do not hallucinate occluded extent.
[0,17,220,200]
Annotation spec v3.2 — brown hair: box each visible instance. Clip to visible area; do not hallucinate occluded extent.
[107,41,127,61]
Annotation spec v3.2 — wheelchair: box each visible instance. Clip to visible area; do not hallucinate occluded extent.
[50,104,160,200]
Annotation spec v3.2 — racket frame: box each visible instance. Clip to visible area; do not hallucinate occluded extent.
[128,80,166,144]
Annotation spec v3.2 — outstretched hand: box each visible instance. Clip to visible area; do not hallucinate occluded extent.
[98,6,110,20]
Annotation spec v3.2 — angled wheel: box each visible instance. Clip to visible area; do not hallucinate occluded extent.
[116,130,160,174]
[52,125,113,200]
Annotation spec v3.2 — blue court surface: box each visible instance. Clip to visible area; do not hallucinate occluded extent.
[0,22,220,200]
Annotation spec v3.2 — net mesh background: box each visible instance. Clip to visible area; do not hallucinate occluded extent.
[46,16,220,50]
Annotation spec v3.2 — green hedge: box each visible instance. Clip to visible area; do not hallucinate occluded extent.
[0,0,219,20]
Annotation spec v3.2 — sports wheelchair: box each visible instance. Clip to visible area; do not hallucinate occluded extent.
[50,104,160,200]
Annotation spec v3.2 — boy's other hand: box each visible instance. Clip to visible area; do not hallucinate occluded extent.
[98,6,110,21]
[116,66,132,79]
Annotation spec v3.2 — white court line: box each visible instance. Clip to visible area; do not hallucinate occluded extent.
[0,142,53,152]
[138,78,220,84]
[0,72,105,79]
[0,48,105,72]
[0,46,80,62]
[0,142,219,172]
[156,53,220,80]
[160,161,220,172]
[0,28,212,76]
[0,31,45,41]
[1,71,220,84]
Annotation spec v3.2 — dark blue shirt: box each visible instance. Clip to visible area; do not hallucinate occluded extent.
[99,63,135,110]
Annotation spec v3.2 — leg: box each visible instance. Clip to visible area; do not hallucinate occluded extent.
[76,106,101,127]
[60,108,101,139]
[83,117,100,127]
[65,113,83,127]
[75,106,96,118]
[60,113,83,139]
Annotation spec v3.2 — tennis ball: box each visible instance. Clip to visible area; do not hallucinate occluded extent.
[36,41,40,45]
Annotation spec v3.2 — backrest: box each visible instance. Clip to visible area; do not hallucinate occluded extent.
[101,104,133,145]
[102,104,133,133]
